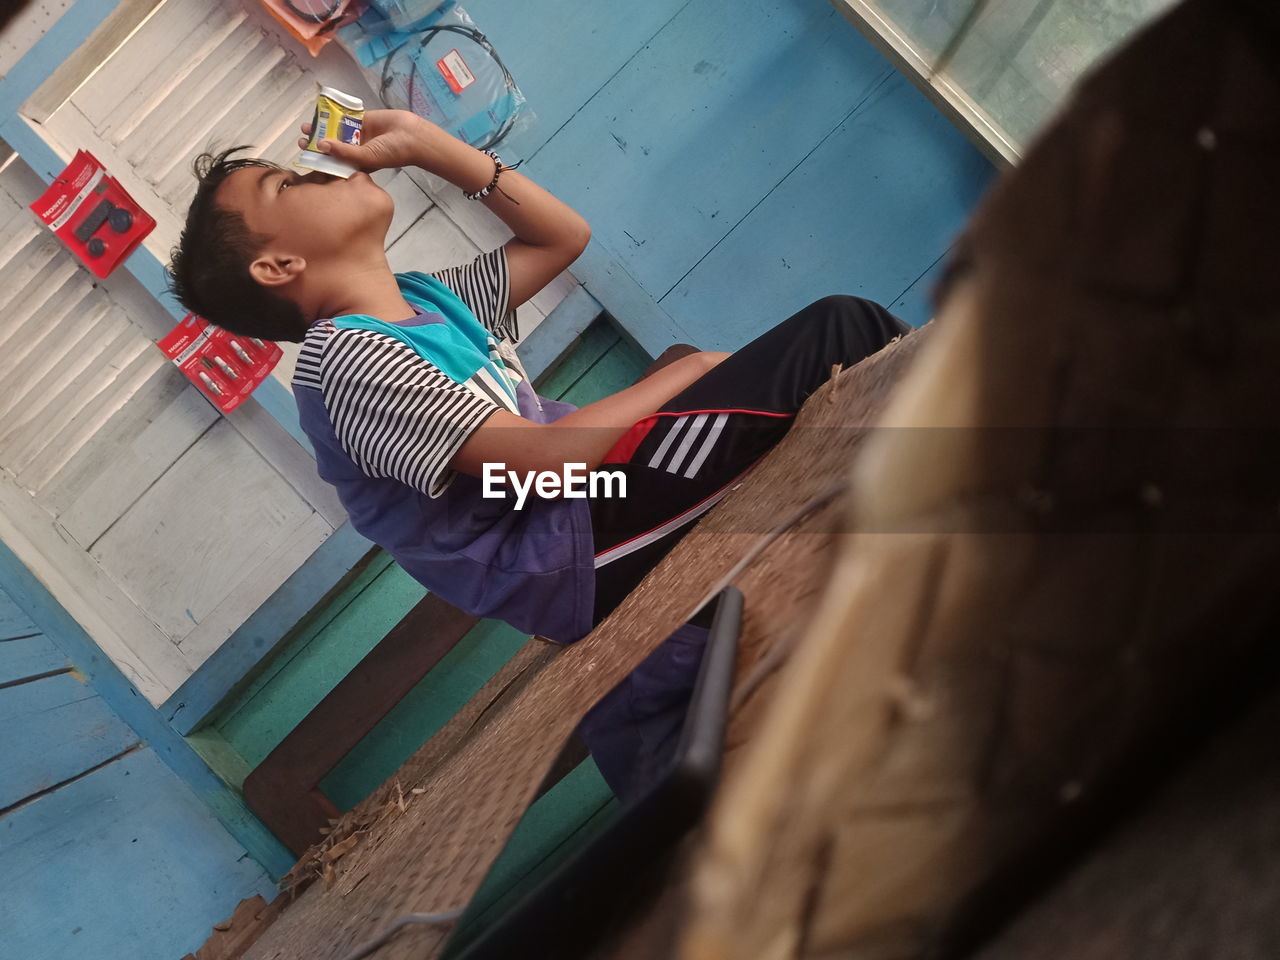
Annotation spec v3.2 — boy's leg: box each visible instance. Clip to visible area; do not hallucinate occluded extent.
[588,295,909,625]
[580,295,907,798]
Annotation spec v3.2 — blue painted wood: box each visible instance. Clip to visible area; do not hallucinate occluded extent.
[664,72,993,340]
[458,0,693,162]
[0,633,70,685]
[0,671,96,725]
[526,1,894,299]
[0,542,295,878]
[163,522,372,736]
[889,249,950,328]
[572,240,696,357]
[0,747,277,960]
[0,680,139,810]
[0,591,38,640]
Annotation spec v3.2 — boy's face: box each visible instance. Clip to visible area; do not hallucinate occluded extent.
[216,165,394,275]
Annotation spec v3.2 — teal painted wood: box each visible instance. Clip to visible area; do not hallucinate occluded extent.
[452,758,616,943]
[0,680,139,810]
[534,317,621,399]
[320,617,531,811]
[0,633,69,685]
[0,542,294,878]
[0,747,277,960]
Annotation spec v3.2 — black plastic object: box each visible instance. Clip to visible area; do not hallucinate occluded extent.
[73,198,113,244]
[441,586,744,960]
[86,237,106,258]
[108,207,133,233]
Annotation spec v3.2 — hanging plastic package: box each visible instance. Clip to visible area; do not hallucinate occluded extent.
[259,0,367,57]
[339,2,532,152]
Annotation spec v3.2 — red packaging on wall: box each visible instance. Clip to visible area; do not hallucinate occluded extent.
[158,314,282,414]
[28,150,155,279]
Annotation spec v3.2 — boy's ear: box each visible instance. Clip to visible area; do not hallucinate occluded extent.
[250,253,305,288]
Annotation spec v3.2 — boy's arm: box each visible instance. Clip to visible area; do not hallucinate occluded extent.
[449,351,731,479]
[306,110,591,314]
[407,122,590,313]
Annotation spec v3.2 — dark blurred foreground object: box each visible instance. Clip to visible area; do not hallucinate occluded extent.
[0,1,34,33]
[681,1,1280,957]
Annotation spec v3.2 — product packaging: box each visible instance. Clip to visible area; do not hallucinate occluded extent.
[29,151,155,279]
[258,0,367,56]
[339,2,531,151]
[158,314,282,414]
[295,85,365,178]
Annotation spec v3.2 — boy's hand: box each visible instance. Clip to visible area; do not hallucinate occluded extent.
[298,108,427,173]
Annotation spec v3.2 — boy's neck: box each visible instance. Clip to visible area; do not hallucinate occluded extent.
[315,260,417,324]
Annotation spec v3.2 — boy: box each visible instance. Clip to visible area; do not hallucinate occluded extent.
[169,109,908,794]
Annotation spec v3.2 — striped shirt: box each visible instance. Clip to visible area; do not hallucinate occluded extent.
[293,246,529,498]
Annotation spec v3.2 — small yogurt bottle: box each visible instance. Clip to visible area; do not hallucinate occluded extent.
[295,85,365,178]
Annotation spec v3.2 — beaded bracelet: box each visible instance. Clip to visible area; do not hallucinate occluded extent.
[464,151,505,200]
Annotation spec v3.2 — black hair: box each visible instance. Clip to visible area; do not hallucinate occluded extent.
[167,146,309,343]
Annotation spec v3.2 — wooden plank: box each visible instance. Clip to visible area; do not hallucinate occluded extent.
[457,0,692,161]
[385,205,481,276]
[663,72,992,338]
[0,539,294,877]
[0,633,70,685]
[220,350,348,530]
[88,418,317,644]
[0,474,190,702]
[534,319,620,401]
[519,0,891,298]
[0,591,38,640]
[18,0,166,124]
[0,684,138,809]
[178,512,333,668]
[243,592,481,854]
[161,524,376,736]
[322,617,533,812]
[0,747,277,960]
[557,335,652,407]
[51,375,219,546]
[218,559,422,769]
[519,284,607,383]
[0,669,94,724]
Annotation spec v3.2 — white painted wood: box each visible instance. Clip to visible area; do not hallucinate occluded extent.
[55,383,218,548]
[37,362,215,522]
[1,0,589,700]
[0,474,190,702]
[0,150,337,703]
[385,205,480,275]
[222,397,346,529]
[88,418,317,644]
[177,510,331,665]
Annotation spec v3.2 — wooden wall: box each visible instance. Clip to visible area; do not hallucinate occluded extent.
[0,583,277,960]
[463,0,995,343]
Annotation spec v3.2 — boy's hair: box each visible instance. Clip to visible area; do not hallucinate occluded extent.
[167,146,308,343]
